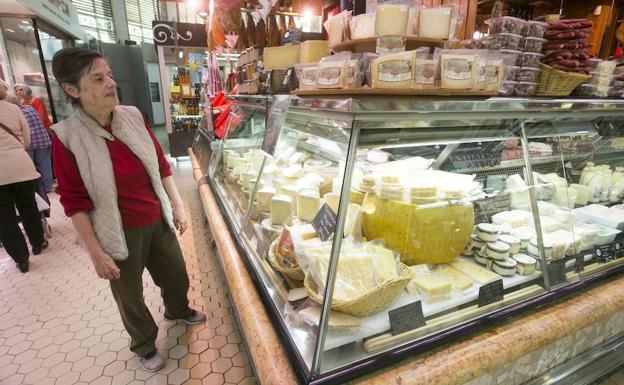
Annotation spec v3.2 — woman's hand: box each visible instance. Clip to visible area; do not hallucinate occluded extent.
[173,204,188,235]
[91,252,121,280]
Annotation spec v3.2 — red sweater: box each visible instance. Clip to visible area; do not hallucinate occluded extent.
[52,121,173,229]
[22,97,52,132]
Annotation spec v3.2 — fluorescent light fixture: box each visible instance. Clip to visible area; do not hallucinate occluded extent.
[179,50,184,59]
[5,28,15,33]
[198,11,208,17]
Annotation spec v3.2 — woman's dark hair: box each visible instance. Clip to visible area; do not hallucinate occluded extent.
[51,48,104,105]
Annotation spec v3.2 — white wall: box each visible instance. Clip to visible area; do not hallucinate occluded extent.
[147,62,165,126]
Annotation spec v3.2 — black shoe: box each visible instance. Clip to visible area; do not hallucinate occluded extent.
[17,261,29,273]
[32,240,49,255]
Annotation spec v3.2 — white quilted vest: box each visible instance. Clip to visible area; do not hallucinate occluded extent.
[52,105,174,260]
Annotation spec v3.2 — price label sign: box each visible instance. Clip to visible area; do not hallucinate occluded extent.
[478,279,504,307]
[261,95,291,157]
[376,36,406,54]
[473,193,511,224]
[281,28,302,45]
[548,259,567,286]
[594,244,615,263]
[389,301,426,335]
[312,203,338,242]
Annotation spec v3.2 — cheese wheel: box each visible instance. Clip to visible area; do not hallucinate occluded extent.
[375,4,409,36]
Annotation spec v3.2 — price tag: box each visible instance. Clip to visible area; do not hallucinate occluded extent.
[282,68,293,86]
[575,254,585,273]
[312,203,338,242]
[612,236,624,259]
[376,36,406,54]
[257,238,271,259]
[594,244,615,263]
[281,28,302,45]
[548,259,567,286]
[478,279,504,307]
[388,301,426,335]
[261,95,291,157]
[473,193,511,224]
[242,221,255,240]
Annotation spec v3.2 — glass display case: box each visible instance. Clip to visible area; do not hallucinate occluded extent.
[206,96,624,384]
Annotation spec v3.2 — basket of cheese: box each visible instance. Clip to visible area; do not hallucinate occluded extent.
[300,240,413,317]
[267,229,306,281]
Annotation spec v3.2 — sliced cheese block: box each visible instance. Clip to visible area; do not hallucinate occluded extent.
[279,184,300,207]
[324,192,340,214]
[344,203,364,240]
[264,45,300,70]
[410,274,452,298]
[436,264,474,291]
[296,224,318,240]
[256,186,276,212]
[449,259,501,284]
[418,7,452,39]
[300,40,329,64]
[371,51,416,89]
[375,4,409,36]
[297,191,321,221]
[270,194,293,226]
[569,184,590,206]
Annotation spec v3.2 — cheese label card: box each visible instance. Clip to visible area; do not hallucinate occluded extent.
[261,95,291,157]
[548,259,567,286]
[478,279,504,307]
[376,36,406,54]
[574,254,585,273]
[389,301,426,335]
[473,193,511,224]
[281,28,302,45]
[312,203,338,242]
[594,244,614,263]
[276,228,297,267]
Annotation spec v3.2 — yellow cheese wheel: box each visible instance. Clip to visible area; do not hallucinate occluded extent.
[362,193,473,265]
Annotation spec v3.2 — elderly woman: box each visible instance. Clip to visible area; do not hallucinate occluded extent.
[0,87,47,273]
[14,83,52,132]
[51,48,205,372]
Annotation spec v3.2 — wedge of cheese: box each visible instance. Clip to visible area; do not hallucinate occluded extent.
[410,274,452,299]
[449,259,501,285]
[264,45,300,70]
[300,40,329,64]
[435,264,474,291]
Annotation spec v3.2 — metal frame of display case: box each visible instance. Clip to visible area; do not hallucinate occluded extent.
[204,96,624,385]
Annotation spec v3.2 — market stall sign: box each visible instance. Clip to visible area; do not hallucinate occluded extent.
[478,279,504,307]
[312,204,338,242]
[152,21,207,47]
[18,0,84,40]
[389,301,426,335]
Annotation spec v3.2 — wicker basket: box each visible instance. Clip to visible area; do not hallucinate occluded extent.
[536,63,591,97]
[304,264,413,317]
[267,239,305,281]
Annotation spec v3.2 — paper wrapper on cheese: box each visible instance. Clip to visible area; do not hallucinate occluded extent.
[414,58,439,89]
[485,56,504,92]
[295,63,319,90]
[438,51,477,89]
[375,3,409,36]
[407,6,422,36]
[371,51,416,89]
[362,193,473,265]
[317,53,350,89]
[350,13,376,39]
[419,7,452,39]
[325,10,350,48]
[299,239,401,302]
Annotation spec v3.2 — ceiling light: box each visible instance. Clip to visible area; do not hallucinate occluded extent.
[198,11,208,18]
[5,28,15,33]
[179,50,184,59]
[20,19,30,25]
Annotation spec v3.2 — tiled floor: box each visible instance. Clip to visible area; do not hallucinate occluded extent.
[0,161,256,385]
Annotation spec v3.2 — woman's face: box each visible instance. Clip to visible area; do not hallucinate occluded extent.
[14,85,25,99]
[67,58,118,112]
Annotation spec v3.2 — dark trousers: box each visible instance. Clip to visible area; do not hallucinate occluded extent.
[0,180,45,264]
[110,219,191,356]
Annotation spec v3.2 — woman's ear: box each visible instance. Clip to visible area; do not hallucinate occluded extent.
[61,83,79,100]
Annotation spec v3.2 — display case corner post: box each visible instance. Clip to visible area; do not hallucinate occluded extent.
[310,119,360,377]
[517,118,552,290]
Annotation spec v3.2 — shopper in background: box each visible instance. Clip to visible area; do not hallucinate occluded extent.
[51,47,205,372]
[0,87,48,273]
[21,105,53,193]
[14,83,53,132]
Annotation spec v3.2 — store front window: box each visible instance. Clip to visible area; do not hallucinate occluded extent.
[0,16,74,123]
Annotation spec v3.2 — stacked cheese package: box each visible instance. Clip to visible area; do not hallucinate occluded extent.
[296,52,378,90]
[575,60,618,98]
